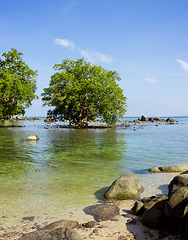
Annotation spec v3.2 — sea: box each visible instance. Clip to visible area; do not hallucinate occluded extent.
[0,116,188,223]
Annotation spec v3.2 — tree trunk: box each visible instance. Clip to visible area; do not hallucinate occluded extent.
[74,117,88,128]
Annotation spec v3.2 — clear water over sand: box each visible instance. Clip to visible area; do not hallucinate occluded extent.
[0,117,187,223]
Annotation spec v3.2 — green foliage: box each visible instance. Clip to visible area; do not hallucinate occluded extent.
[42,58,127,127]
[0,48,38,119]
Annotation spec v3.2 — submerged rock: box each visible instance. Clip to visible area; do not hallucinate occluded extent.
[104,173,141,200]
[25,134,39,141]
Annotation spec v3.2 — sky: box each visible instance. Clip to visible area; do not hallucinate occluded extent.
[0,0,188,117]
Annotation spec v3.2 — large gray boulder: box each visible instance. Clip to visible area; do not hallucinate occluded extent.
[104,173,141,200]
[19,227,84,240]
[25,134,39,141]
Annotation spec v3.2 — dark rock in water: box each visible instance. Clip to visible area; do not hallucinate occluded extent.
[142,208,167,230]
[148,117,155,122]
[18,227,83,240]
[154,117,162,121]
[39,220,79,230]
[104,173,141,200]
[166,117,176,122]
[140,115,148,121]
[83,204,120,222]
[133,119,140,123]
[44,117,56,123]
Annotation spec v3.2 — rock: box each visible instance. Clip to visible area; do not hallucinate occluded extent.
[165,174,188,238]
[44,117,56,123]
[19,227,84,240]
[148,167,160,173]
[168,174,188,197]
[143,196,168,211]
[159,165,188,173]
[83,204,120,222]
[154,117,162,121]
[25,134,39,141]
[104,173,141,200]
[140,115,148,121]
[33,117,40,120]
[165,186,188,226]
[142,208,167,230]
[39,220,79,230]
[148,117,155,122]
[142,196,156,204]
[131,201,144,214]
[166,117,176,122]
[82,221,96,228]
[133,119,140,123]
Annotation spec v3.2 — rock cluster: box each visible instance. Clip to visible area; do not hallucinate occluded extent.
[43,115,177,127]
[138,115,176,123]
[132,170,188,238]
[9,115,40,121]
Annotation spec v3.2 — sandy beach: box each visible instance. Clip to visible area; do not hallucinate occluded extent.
[0,200,151,240]
[0,172,186,240]
[0,198,185,240]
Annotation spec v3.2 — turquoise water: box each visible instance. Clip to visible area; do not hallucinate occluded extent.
[0,117,188,221]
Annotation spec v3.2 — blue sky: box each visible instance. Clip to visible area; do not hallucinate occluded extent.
[1,0,188,117]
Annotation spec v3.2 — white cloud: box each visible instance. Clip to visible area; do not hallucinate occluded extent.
[54,38,114,64]
[78,48,114,64]
[54,39,75,50]
[143,77,160,84]
[177,59,188,71]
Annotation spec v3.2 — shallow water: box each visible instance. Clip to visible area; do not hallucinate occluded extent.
[0,117,188,222]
